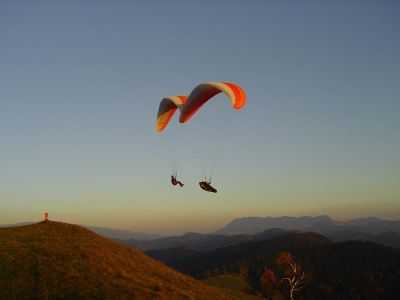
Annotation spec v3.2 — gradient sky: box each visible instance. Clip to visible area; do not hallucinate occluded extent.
[1,1,399,234]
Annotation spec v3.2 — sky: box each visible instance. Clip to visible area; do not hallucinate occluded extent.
[1,1,399,234]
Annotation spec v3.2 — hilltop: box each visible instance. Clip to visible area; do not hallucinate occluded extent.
[0,221,259,300]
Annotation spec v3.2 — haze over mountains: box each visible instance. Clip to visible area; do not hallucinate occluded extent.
[217,215,400,235]
[125,229,288,252]
[122,216,400,250]
[89,226,161,240]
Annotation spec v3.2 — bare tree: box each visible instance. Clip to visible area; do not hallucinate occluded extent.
[261,252,307,300]
[280,258,305,300]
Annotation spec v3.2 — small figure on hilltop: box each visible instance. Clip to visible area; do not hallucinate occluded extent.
[43,211,49,222]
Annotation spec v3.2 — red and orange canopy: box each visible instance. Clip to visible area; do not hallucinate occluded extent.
[155,82,246,133]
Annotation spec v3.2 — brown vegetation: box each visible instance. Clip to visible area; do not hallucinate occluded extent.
[260,252,306,300]
[0,221,250,300]
[147,232,400,299]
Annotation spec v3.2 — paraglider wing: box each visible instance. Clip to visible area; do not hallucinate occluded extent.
[179,82,246,123]
[155,96,187,133]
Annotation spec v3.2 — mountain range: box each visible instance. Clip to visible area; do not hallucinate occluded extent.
[145,232,400,300]
[217,215,400,235]
[123,216,400,251]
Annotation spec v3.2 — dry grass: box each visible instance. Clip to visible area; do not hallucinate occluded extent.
[0,221,257,300]
[204,274,262,300]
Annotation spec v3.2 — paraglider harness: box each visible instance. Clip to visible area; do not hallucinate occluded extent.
[171,174,184,187]
[199,177,217,193]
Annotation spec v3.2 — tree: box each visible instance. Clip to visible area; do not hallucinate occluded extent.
[260,252,307,300]
[276,252,305,300]
[260,267,278,298]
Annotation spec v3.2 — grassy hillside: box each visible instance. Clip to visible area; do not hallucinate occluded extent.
[204,273,261,299]
[0,221,259,300]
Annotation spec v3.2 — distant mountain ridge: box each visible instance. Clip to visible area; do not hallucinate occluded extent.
[120,216,400,251]
[125,228,289,251]
[123,216,400,252]
[217,215,400,235]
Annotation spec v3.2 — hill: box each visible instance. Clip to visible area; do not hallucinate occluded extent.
[0,221,259,300]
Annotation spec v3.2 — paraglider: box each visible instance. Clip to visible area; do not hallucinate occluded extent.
[155,81,246,192]
[155,96,187,133]
[155,82,246,133]
[199,178,217,193]
[179,81,246,124]
[171,174,184,187]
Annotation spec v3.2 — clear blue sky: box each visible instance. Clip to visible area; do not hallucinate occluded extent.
[1,1,399,234]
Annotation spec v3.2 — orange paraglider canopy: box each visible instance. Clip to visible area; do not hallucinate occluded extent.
[155,82,246,133]
[179,82,246,123]
[155,95,187,133]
